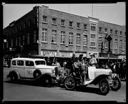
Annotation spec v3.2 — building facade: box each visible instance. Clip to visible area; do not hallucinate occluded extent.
[3,5,126,59]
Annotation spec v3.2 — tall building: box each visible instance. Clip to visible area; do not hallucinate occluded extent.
[3,5,126,60]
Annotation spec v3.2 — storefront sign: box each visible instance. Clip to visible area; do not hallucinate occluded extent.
[41,51,57,57]
[41,50,73,57]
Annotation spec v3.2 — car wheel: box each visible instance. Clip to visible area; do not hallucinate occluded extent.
[64,76,76,90]
[111,76,121,91]
[99,78,110,95]
[33,71,41,79]
[9,72,18,82]
[42,75,52,87]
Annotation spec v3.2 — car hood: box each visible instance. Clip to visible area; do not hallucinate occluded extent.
[35,65,57,69]
[95,68,112,76]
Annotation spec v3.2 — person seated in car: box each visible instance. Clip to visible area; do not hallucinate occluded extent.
[89,53,97,67]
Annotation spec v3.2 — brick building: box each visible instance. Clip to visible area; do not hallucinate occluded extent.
[3,5,126,60]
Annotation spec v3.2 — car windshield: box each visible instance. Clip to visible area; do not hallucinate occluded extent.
[35,60,46,65]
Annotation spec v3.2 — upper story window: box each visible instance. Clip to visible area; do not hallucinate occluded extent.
[69,21,73,27]
[110,29,112,33]
[90,42,96,47]
[91,34,96,38]
[83,35,87,46]
[51,30,57,43]
[69,32,73,45]
[61,19,65,26]
[90,23,96,31]
[115,30,118,34]
[60,31,66,44]
[105,28,107,32]
[77,22,80,28]
[84,24,87,30]
[42,15,47,22]
[99,27,102,32]
[52,18,57,25]
[120,31,122,35]
[76,33,81,45]
[42,28,47,42]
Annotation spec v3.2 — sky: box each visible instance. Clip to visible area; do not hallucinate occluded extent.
[3,2,126,28]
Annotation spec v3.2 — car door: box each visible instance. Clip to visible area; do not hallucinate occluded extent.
[25,60,35,78]
[17,60,25,78]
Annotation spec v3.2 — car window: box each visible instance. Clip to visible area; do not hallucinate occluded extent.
[12,60,16,65]
[35,60,46,65]
[26,61,34,66]
[17,60,24,66]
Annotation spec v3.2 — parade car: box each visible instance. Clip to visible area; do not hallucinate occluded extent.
[60,66,121,95]
[7,58,58,85]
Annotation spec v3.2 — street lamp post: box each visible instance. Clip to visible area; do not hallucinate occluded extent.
[105,33,112,62]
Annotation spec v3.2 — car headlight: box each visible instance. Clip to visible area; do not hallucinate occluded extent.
[52,69,55,74]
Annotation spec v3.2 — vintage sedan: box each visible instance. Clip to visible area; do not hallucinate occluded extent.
[7,58,58,85]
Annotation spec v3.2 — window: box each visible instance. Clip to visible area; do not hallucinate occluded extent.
[12,60,16,65]
[91,34,96,38]
[115,38,118,41]
[61,19,65,26]
[115,30,118,34]
[23,35,25,45]
[120,31,122,35]
[26,61,34,66]
[17,60,24,66]
[77,22,80,28]
[33,31,37,43]
[42,28,47,42]
[114,43,118,49]
[91,25,96,31]
[99,27,102,32]
[90,42,95,46]
[76,33,81,45]
[52,18,57,25]
[60,31,65,44]
[42,15,47,22]
[69,21,73,27]
[105,28,107,32]
[51,30,57,43]
[69,32,73,45]
[27,33,30,44]
[83,35,87,46]
[84,24,87,30]
[35,60,46,65]
[110,29,113,34]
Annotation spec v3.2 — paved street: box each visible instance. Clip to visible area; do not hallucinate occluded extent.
[3,67,126,102]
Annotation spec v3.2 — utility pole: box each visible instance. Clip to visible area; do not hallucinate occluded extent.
[92,4,93,17]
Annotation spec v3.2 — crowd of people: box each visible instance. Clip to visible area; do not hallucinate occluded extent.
[51,53,126,81]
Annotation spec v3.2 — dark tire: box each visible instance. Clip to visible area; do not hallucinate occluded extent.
[33,70,41,79]
[9,72,18,82]
[42,75,52,86]
[99,78,110,95]
[111,76,121,91]
[64,76,76,90]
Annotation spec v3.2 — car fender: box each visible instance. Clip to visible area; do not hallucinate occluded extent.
[90,74,109,85]
[8,70,20,79]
